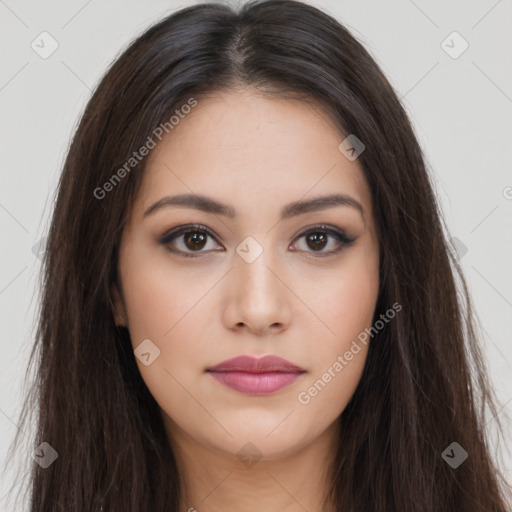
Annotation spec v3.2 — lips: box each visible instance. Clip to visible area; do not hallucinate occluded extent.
[207,355,305,373]
[206,355,306,395]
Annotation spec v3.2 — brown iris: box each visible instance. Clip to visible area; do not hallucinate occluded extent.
[305,231,328,251]
[184,231,207,251]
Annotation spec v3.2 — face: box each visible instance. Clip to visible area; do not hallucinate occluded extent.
[113,87,380,464]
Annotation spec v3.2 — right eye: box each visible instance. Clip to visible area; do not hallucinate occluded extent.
[159,224,224,258]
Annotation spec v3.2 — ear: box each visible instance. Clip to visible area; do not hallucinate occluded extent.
[112,282,128,327]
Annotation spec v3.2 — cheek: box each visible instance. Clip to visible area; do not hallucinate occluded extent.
[296,250,378,416]
[295,285,375,425]
[121,269,178,342]
[331,270,378,341]
[297,345,368,419]
[120,245,214,341]
[119,258,212,423]
[118,248,218,382]
[338,239,379,334]
[307,252,379,350]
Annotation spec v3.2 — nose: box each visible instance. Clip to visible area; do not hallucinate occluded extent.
[222,246,292,336]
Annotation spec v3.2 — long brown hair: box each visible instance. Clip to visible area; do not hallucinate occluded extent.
[5,0,511,510]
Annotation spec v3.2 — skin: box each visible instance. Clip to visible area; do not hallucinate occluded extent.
[113,87,380,512]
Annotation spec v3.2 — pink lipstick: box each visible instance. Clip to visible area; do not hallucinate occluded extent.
[206,355,306,395]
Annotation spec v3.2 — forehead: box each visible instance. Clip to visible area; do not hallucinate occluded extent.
[135,88,372,222]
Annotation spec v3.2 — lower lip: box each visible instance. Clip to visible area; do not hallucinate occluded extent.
[208,371,303,395]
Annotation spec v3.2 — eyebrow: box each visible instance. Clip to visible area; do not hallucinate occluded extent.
[143,193,365,223]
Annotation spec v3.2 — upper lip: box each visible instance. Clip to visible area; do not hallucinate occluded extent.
[207,355,305,373]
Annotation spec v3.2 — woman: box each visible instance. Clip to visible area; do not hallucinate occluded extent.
[7,0,511,510]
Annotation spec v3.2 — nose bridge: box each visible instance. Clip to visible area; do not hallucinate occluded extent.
[234,234,279,297]
[227,234,291,332]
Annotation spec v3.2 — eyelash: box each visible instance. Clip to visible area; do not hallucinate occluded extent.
[159,223,356,259]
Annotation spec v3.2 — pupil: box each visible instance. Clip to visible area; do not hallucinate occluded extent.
[185,232,206,250]
[308,232,327,250]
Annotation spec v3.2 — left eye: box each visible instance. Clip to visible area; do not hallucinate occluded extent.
[291,226,355,256]
[159,224,355,258]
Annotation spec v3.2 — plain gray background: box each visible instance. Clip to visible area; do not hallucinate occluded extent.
[1,0,511,509]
